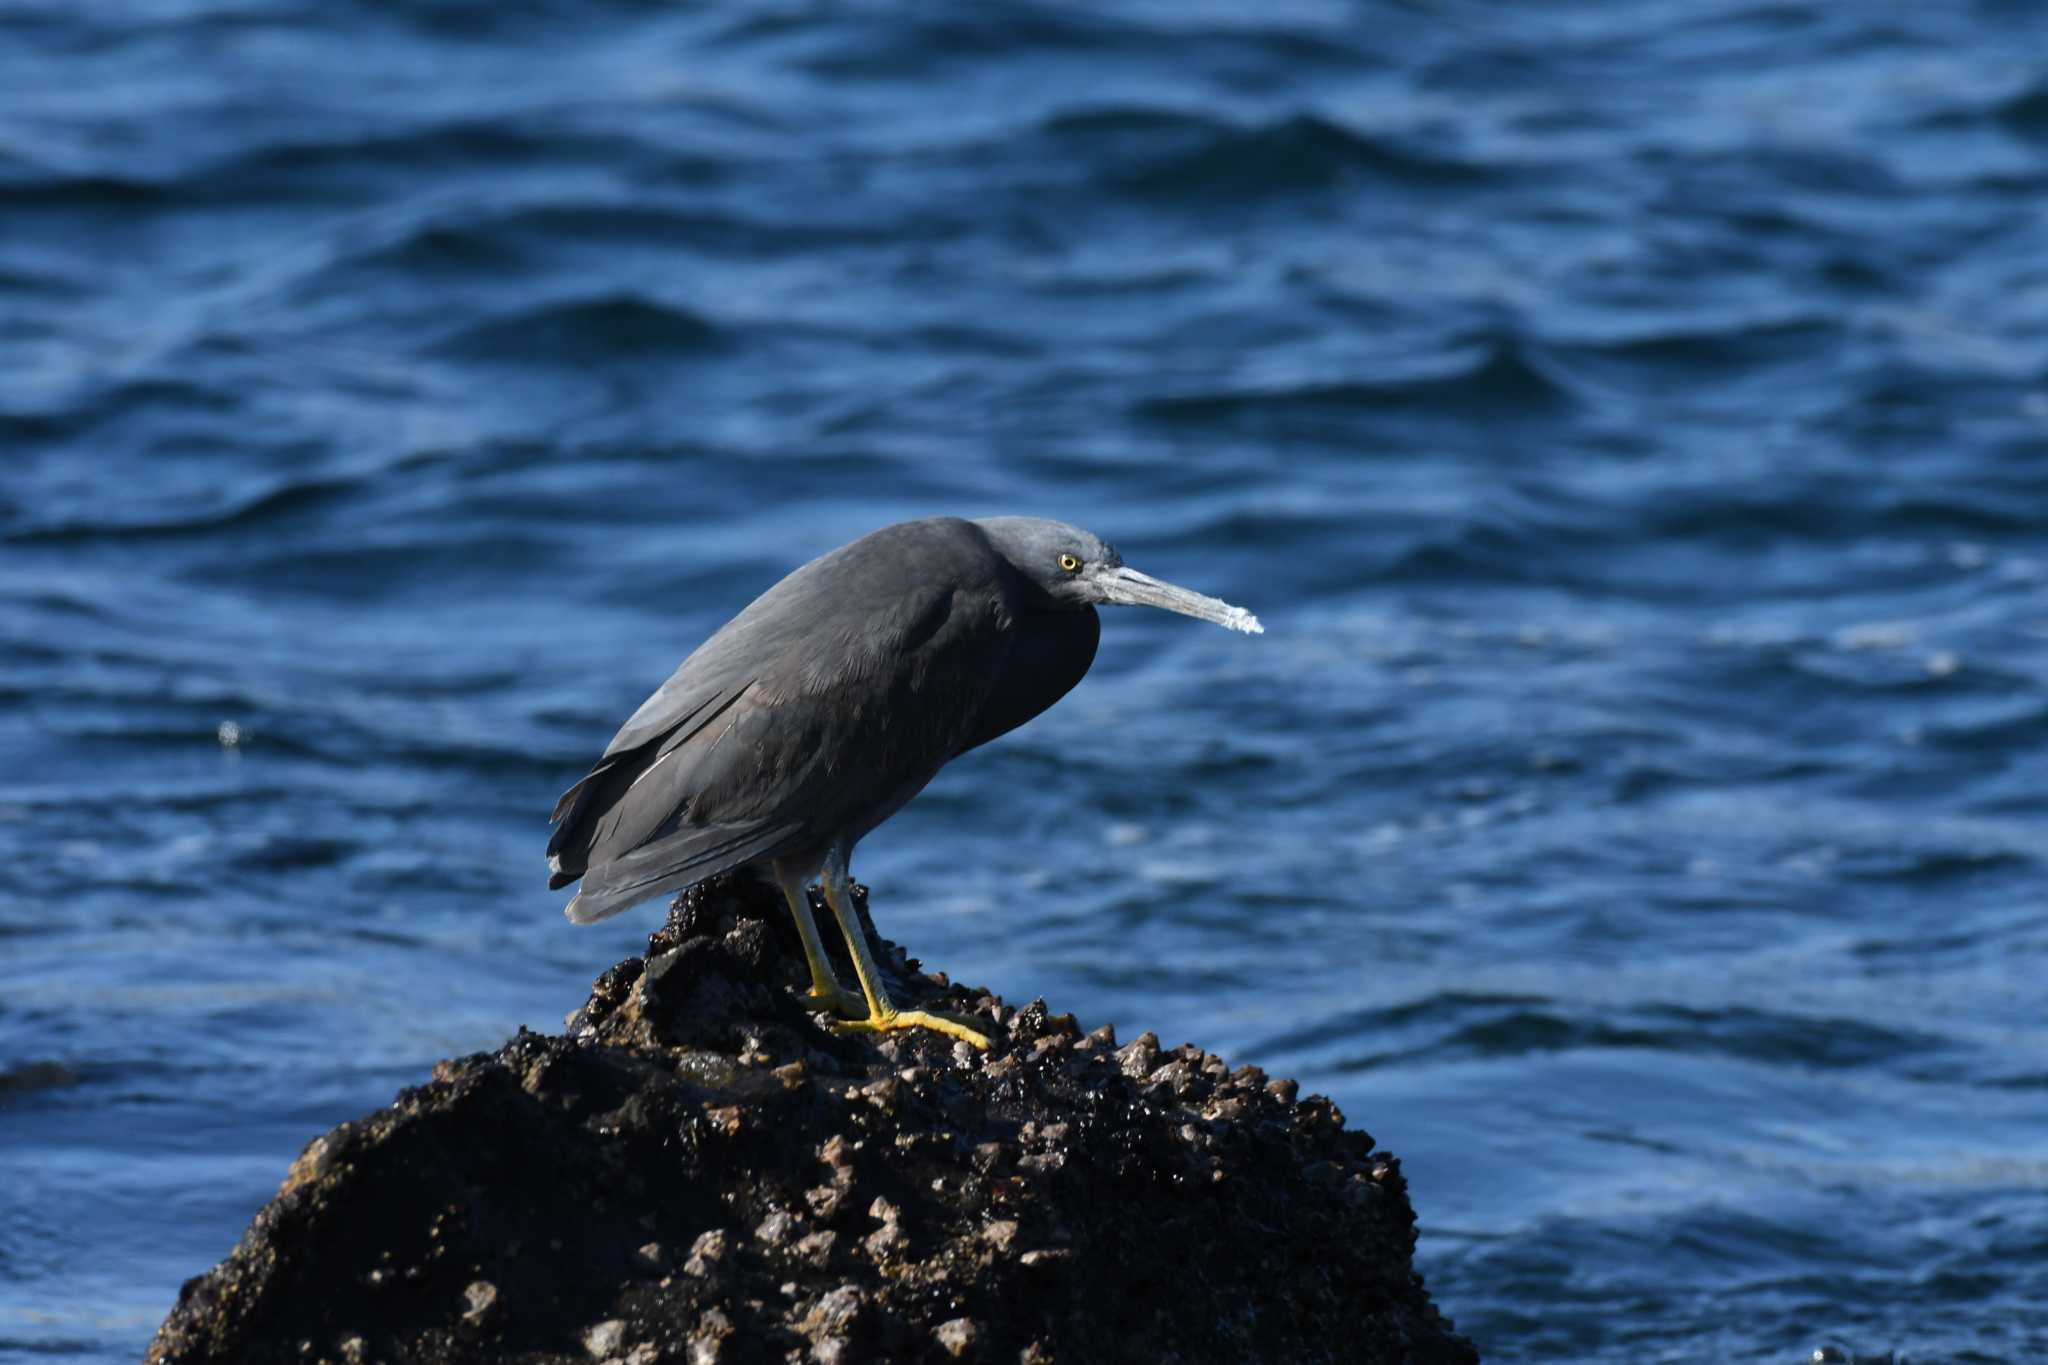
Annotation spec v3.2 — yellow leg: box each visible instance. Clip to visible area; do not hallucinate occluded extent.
[818,846,990,1051]
[772,861,865,1018]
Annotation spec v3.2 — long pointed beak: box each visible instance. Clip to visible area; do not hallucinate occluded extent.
[1095,565,1263,634]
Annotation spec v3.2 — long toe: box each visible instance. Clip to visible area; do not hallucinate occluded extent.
[833,1008,992,1052]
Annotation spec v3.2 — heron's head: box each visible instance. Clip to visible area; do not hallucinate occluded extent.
[973,517,1263,634]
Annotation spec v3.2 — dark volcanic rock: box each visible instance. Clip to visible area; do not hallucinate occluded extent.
[147,874,1477,1365]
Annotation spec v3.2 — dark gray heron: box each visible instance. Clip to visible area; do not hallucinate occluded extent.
[547,516,1262,1050]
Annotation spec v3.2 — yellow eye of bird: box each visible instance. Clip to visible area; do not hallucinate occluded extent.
[1058,553,1081,572]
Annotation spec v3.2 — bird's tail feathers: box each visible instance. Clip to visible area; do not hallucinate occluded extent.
[564,889,635,924]
[560,819,802,926]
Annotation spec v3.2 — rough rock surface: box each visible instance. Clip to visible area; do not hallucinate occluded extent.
[147,874,1478,1364]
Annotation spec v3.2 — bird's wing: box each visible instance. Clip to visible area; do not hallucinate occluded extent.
[544,680,748,883]
[553,569,1016,922]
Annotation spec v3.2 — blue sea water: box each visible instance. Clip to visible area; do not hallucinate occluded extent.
[4,2,2047,1360]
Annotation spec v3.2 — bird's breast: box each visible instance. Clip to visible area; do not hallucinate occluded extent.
[961,606,1100,754]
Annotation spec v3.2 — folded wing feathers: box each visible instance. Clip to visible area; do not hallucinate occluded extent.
[545,682,750,889]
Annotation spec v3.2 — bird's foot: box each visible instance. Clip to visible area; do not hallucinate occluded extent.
[799,984,869,1019]
[833,1007,992,1052]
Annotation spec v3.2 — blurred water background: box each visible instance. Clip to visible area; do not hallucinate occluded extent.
[5,2,2048,1361]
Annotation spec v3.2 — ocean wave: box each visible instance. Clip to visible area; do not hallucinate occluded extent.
[1994,81,2048,138]
[430,293,725,364]
[1836,845,2034,885]
[1277,996,1947,1075]
[784,9,1162,78]
[5,473,358,544]
[0,375,246,461]
[0,119,679,214]
[0,1062,81,1096]
[1918,699,2048,753]
[1047,108,1492,203]
[1249,992,1545,1062]
[1371,516,1582,587]
[336,202,913,286]
[1552,316,1836,384]
[181,527,568,605]
[212,120,672,195]
[0,167,170,212]
[1134,335,1575,426]
[1637,482,2046,542]
[343,221,534,277]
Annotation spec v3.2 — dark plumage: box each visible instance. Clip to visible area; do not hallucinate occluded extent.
[548,515,1261,1047]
